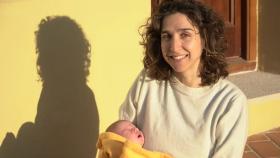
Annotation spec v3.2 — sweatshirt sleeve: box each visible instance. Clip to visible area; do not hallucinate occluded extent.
[119,70,145,124]
[212,93,248,158]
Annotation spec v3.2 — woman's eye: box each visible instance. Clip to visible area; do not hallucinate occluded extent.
[181,33,191,38]
[161,34,170,40]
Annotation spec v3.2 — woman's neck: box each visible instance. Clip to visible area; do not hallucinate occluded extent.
[174,71,202,88]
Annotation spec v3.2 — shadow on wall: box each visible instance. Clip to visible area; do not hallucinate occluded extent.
[0,16,99,158]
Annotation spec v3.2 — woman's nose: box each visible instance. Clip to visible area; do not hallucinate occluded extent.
[170,36,181,52]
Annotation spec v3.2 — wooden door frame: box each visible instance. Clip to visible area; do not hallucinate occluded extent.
[227,0,257,73]
[151,0,258,73]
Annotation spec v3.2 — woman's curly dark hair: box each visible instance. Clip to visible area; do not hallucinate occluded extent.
[35,16,91,84]
[141,0,228,86]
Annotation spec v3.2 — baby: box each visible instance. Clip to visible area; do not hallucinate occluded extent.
[96,120,172,158]
[106,120,145,146]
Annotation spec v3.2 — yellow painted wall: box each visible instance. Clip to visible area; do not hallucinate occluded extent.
[248,93,280,135]
[0,0,149,144]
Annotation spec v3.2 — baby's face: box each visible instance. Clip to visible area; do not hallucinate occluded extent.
[114,121,144,146]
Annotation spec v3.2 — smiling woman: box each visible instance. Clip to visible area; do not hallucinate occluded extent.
[119,0,248,157]
[153,0,258,73]
[160,13,203,87]
[141,0,228,87]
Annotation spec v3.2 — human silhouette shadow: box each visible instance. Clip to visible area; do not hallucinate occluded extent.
[0,16,99,158]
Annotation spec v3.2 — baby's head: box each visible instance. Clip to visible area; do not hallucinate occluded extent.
[106,120,144,146]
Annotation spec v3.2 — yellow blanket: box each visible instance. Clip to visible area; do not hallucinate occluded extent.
[96,132,172,158]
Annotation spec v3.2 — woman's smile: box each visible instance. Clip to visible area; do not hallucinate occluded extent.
[168,54,189,60]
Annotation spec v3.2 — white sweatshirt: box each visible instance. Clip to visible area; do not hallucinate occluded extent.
[119,70,247,158]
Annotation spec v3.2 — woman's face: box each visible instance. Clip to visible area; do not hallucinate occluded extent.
[160,12,203,77]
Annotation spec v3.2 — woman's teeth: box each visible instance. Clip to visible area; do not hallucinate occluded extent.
[170,54,188,60]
